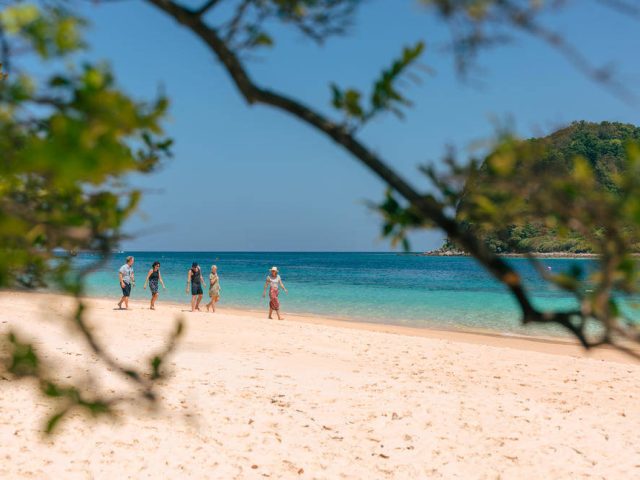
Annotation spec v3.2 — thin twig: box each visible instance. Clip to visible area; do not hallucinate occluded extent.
[222,0,252,43]
[195,0,222,16]
[596,0,640,19]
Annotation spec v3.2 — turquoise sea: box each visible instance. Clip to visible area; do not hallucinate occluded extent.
[75,251,617,337]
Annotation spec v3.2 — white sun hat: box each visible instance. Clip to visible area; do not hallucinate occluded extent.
[270,266,278,272]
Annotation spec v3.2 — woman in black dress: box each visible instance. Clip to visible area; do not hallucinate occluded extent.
[143,261,166,310]
[186,262,205,312]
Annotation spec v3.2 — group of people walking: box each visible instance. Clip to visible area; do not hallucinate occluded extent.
[117,256,287,318]
[186,262,220,312]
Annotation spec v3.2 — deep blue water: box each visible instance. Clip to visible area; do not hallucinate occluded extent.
[72,251,619,337]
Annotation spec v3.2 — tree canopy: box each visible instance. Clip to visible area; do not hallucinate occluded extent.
[0,4,181,432]
[1,0,640,433]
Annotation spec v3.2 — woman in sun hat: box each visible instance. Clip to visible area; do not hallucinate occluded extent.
[262,266,287,320]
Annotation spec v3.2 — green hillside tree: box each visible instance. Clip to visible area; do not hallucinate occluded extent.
[447,121,640,253]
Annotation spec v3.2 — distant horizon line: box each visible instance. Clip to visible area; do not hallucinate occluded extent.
[111,250,417,254]
[73,250,422,255]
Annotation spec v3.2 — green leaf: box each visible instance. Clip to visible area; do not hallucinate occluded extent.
[124,370,140,380]
[151,356,162,379]
[7,333,39,377]
[45,411,67,434]
[252,32,273,47]
[330,41,425,124]
[369,41,425,119]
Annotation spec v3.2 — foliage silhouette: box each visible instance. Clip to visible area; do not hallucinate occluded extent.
[0,4,182,432]
[2,1,640,436]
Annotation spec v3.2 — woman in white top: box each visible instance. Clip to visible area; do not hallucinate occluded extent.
[262,266,287,320]
[205,265,221,312]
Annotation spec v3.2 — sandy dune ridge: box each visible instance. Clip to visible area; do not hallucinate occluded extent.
[0,292,639,479]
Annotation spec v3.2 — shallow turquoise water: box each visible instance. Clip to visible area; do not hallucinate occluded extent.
[76,252,609,336]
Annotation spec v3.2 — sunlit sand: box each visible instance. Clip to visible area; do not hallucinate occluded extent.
[1,292,638,478]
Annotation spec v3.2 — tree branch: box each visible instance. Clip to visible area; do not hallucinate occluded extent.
[146,0,638,356]
[195,0,222,16]
[596,0,640,20]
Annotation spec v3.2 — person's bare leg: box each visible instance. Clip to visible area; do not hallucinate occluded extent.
[118,296,125,309]
[205,298,212,311]
[191,295,196,312]
[124,296,129,310]
[195,294,203,310]
[275,309,282,320]
[151,293,157,310]
[212,298,217,312]
[268,307,273,319]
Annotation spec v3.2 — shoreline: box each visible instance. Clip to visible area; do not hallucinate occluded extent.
[67,249,608,259]
[161,305,639,365]
[6,290,635,364]
[419,251,606,258]
[41,289,566,339]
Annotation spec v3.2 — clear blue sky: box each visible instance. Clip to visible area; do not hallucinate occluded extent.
[77,1,639,251]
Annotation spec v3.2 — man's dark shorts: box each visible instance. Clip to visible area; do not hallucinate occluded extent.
[191,284,203,296]
[121,282,132,297]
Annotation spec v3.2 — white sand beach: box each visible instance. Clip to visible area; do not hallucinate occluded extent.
[1,291,639,479]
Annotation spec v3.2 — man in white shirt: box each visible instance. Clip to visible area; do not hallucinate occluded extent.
[117,256,135,310]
